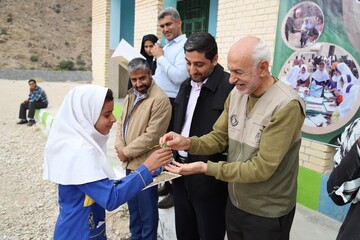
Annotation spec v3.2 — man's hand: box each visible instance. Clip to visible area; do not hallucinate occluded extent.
[159,131,191,151]
[143,147,173,172]
[23,100,29,104]
[117,148,130,162]
[151,44,164,59]
[164,161,207,175]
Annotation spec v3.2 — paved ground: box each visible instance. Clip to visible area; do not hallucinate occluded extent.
[0,79,342,239]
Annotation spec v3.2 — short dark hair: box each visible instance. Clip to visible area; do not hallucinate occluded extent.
[184,32,218,61]
[128,58,151,75]
[28,79,36,85]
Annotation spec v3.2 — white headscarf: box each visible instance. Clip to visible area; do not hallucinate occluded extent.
[43,85,116,185]
[286,65,300,88]
[331,74,342,90]
[336,62,359,85]
[299,64,310,81]
[339,80,359,118]
[311,63,330,83]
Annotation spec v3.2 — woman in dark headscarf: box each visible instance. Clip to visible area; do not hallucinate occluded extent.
[128,34,159,90]
[140,34,158,74]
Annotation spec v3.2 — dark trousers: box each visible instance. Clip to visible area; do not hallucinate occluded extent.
[126,169,158,240]
[226,198,295,240]
[167,97,175,132]
[173,177,227,240]
[19,101,48,120]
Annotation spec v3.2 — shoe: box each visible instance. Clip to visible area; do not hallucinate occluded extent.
[17,119,28,124]
[27,119,36,126]
[158,194,174,209]
[158,184,170,196]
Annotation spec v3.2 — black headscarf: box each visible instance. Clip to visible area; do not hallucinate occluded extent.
[140,34,158,74]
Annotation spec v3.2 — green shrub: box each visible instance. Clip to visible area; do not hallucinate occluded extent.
[7,14,13,23]
[30,55,39,62]
[76,55,86,66]
[58,60,75,70]
[1,29,7,35]
[53,4,61,13]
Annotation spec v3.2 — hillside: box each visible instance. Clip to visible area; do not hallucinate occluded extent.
[0,0,92,70]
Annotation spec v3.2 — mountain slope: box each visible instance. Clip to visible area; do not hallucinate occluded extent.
[0,0,92,70]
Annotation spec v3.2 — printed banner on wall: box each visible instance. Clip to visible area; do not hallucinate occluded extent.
[273,0,360,145]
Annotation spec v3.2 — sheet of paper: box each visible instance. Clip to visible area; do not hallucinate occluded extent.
[309,114,328,127]
[142,171,181,190]
[306,96,324,104]
[304,117,317,127]
[323,101,337,112]
[324,92,334,99]
[298,86,308,93]
[111,39,145,68]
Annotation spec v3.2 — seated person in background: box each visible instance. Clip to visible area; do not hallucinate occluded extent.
[304,27,319,47]
[286,65,300,89]
[300,19,313,47]
[332,74,359,122]
[311,61,330,86]
[43,84,172,239]
[17,79,48,127]
[336,62,359,85]
[297,64,310,87]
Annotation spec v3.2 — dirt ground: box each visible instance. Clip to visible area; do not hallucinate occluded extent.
[0,79,131,239]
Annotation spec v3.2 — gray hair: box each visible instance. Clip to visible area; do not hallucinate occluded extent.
[158,7,180,20]
[127,58,151,74]
[252,39,271,66]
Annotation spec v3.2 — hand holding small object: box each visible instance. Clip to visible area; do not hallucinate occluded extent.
[143,147,172,172]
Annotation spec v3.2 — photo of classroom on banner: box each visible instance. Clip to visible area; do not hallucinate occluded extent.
[279,43,359,128]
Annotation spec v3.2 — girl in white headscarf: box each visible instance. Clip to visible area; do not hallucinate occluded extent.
[286,65,300,89]
[332,75,359,122]
[338,75,360,118]
[43,85,171,240]
[297,64,310,87]
[336,62,359,85]
[311,61,330,86]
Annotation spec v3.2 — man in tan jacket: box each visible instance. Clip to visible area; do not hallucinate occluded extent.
[115,57,171,240]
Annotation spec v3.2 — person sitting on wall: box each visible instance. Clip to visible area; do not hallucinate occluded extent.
[17,79,48,127]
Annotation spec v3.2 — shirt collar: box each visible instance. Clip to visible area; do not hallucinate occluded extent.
[190,78,208,89]
[167,34,186,45]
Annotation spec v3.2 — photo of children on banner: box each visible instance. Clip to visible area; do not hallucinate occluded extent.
[280,44,360,128]
[283,2,324,49]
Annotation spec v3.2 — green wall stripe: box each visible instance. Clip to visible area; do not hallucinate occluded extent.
[297,166,321,210]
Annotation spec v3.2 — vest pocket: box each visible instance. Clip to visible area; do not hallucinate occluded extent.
[246,116,270,146]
